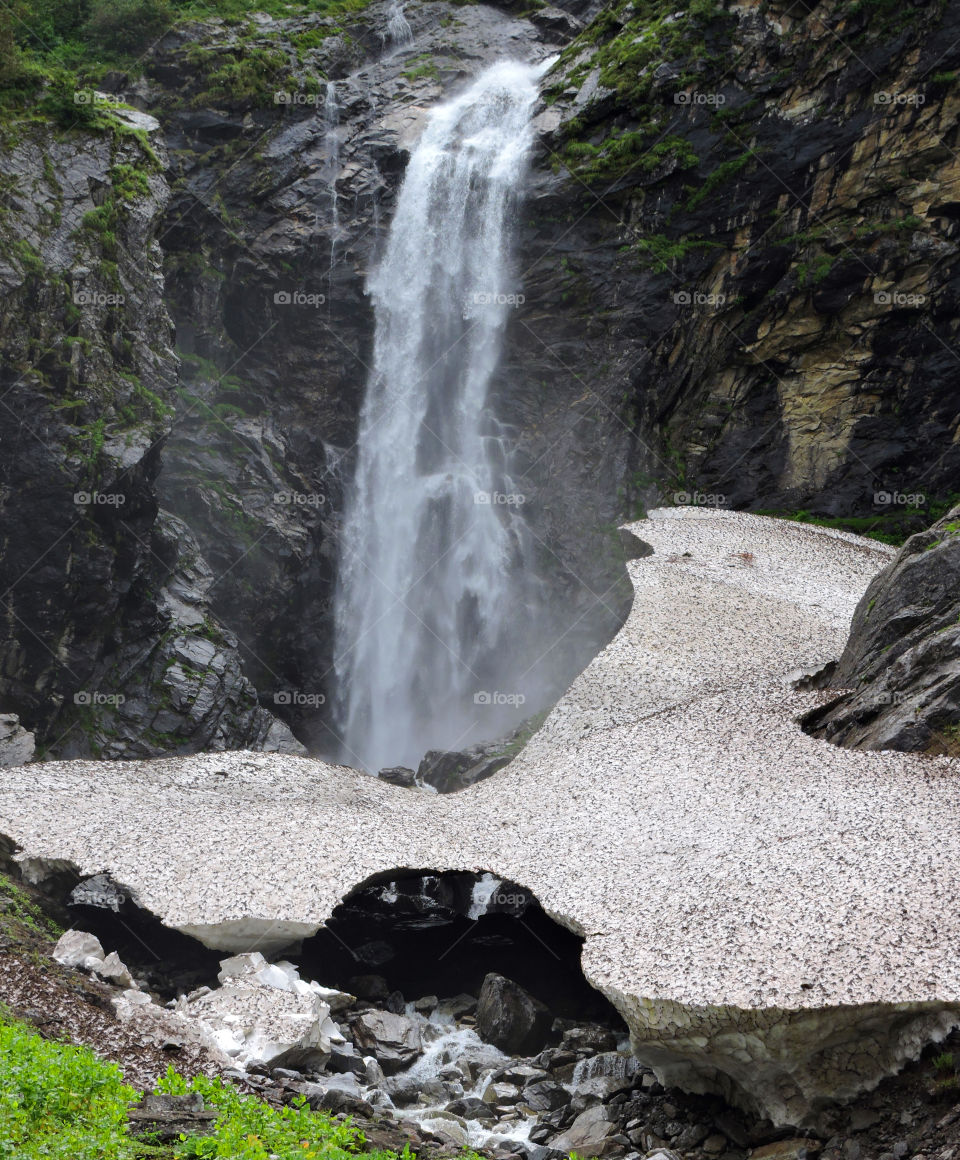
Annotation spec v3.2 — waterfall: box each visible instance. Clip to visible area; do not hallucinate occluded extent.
[571,1053,641,1087]
[333,61,543,774]
[386,1,413,47]
[324,81,341,293]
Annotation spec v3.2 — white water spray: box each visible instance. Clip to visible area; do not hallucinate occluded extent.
[333,62,544,773]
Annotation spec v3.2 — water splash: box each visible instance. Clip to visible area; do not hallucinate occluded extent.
[333,61,545,773]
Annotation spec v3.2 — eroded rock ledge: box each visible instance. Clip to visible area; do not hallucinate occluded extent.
[2,511,959,1127]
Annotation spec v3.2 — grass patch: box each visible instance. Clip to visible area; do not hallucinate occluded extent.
[0,1016,427,1160]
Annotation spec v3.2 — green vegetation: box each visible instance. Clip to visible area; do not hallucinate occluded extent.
[402,54,440,83]
[0,0,370,117]
[0,1013,445,1160]
[0,873,62,941]
[684,149,757,211]
[753,497,960,547]
[557,130,698,185]
[550,0,730,115]
[625,232,724,273]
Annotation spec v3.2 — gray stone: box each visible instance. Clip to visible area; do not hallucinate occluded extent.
[0,715,34,767]
[351,1010,422,1075]
[551,1105,620,1156]
[476,972,553,1055]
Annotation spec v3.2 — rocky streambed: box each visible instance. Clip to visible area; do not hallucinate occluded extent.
[44,925,960,1160]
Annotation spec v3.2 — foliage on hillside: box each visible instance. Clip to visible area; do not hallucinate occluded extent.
[0,0,368,112]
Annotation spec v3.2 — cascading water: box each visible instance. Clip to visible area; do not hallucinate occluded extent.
[323,81,341,295]
[385,0,413,48]
[333,62,546,773]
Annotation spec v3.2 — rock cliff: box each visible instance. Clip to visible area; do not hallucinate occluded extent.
[4,0,960,758]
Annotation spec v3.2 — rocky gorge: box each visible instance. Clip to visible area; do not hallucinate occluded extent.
[2,0,960,1156]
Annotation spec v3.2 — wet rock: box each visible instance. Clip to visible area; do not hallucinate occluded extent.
[446,1096,498,1122]
[352,1010,423,1074]
[328,1042,367,1075]
[483,1081,522,1105]
[562,1025,619,1055]
[416,743,514,794]
[476,972,552,1055]
[378,766,418,788]
[438,994,478,1020]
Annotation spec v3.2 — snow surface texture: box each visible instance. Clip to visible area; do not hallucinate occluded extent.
[4,510,960,1125]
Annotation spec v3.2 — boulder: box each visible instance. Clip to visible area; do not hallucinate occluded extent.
[0,714,34,767]
[550,1104,620,1156]
[476,973,552,1055]
[351,1010,423,1074]
[523,1079,571,1112]
[416,743,513,794]
[378,766,418,787]
[811,505,960,751]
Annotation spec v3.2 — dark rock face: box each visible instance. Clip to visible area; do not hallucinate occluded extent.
[476,972,553,1055]
[530,0,960,520]
[0,120,301,759]
[806,505,960,752]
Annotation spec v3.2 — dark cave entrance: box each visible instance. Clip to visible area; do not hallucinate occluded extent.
[293,868,627,1031]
